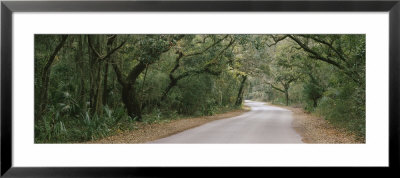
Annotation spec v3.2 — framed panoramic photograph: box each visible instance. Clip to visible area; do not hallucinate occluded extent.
[1,0,399,177]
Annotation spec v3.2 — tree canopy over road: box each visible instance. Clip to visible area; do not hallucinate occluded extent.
[34,34,365,143]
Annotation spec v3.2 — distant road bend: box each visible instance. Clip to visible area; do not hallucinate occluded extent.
[150,100,303,143]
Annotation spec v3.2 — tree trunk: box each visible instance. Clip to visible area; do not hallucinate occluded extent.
[110,35,180,121]
[95,69,103,115]
[103,62,109,106]
[75,35,86,110]
[87,35,96,111]
[125,62,147,121]
[161,79,177,102]
[235,75,247,106]
[88,35,105,115]
[37,35,68,120]
[122,84,142,120]
[103,35,116,106]
[112,62,147,121]
[285,90,289,106]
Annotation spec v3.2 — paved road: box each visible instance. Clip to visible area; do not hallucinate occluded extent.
[150,100,303,143]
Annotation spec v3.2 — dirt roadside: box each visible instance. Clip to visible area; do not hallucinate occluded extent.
[85,107,250,144]
[269,103,364,144]
[84,102,362,144]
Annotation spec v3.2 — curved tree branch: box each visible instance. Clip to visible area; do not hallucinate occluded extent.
[288,35,344,70]
[299,35,348,63]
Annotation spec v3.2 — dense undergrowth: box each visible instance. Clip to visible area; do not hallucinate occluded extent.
[34,104,240,143]
[35,34,365,143]
[253,84,366,142]
[246,35,365,142]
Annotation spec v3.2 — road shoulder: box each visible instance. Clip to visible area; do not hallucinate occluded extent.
[267,103,363,144]
[85,107,250,144]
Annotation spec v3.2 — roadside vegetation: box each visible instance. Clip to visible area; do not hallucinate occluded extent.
[34,34,365,143]
[246,35,365,141]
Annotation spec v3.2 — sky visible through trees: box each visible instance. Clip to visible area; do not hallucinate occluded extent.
[34,34,365,143]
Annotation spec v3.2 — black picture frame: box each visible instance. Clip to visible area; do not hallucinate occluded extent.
[1,0,399,177]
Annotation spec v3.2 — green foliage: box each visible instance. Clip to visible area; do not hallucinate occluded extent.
[302,77,324,112]
[247,34,365,140]
[35,34,246,143]
[34,34,365,143]
[35,106,135,143]
[316,85,365,139]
